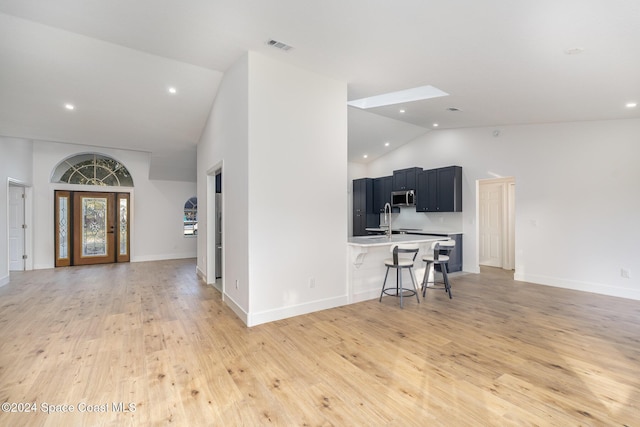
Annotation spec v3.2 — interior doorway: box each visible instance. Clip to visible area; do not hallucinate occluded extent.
[54,191,130,266]
[478,177,515,270]
[206,167,222,290]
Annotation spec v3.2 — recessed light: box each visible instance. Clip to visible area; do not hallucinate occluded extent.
[363,154,368,159]
[399,109,406,114]
[168,87,177,94]
[433,123,439,127]
[64,103,75,110]
[384,142,390,147]
[626,102,637,108]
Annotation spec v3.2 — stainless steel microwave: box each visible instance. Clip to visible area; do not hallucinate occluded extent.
[391,190,415,207]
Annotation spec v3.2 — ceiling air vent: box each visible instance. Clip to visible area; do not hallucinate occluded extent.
[267,39,293,51]
[446,107,462,112]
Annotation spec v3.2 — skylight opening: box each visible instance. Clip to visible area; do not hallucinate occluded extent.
[347,85,449,109]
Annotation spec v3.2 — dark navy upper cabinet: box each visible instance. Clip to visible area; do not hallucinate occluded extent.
[416,168,438,212]
[392,167,422,191]
[373,176,394,213]
[416,166,462,212]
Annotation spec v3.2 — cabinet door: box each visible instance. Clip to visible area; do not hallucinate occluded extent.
[406,168,419,191]
[416,171,427,211]
[392,167,421,191]
[373,176,393,213]
[437,166,462,212]
[353,178,374,235]
[353,179,365,235]
[446,234,462,272]
[416,169,438,211]
[392,170,407,191]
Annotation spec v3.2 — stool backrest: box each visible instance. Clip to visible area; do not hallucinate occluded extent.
[431,239,455,261]
[390,243,419,265]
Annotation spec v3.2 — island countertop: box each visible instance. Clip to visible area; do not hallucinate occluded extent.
[348,234,448,247]
[365,227,463,235]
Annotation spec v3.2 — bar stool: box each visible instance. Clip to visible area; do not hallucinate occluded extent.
[379,244,420,308]
[421,240,455,299]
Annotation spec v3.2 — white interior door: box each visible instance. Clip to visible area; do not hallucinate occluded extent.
[9,185,25,271]
[479,182,503,267]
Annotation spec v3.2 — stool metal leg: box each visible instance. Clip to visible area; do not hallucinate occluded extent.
[398,268,403,308]
[408,267,420,304]
[422,262,433,297]
[379,266,390,302]
[441,263,452,299]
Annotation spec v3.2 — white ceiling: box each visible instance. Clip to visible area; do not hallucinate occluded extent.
[1,0,639,179]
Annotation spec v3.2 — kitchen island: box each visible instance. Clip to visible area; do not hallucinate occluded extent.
[347,234,448,303]
[364,228,463,272]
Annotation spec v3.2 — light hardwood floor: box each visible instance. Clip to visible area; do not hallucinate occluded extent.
[0,259,638,426]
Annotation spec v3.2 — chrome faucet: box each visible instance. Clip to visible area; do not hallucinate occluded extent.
[384,202,392,239]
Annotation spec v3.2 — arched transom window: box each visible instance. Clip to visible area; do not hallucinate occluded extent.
[52,153,134,187]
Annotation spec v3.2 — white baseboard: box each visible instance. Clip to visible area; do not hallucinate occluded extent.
[0,274,9,287]
[131,253,197,262]
[247,295,350,327]
[514,273,640,301]
[352,289,382,304]
[223,294,249,325]
[196,265,206,281]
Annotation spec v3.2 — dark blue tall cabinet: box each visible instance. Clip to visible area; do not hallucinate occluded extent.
[352,178,378,236]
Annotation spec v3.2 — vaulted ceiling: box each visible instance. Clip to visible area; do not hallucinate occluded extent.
[1,0,639,180]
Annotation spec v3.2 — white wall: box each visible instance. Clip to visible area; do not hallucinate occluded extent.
[247,53,347,325]
[197,52,348,326]
[0,137,33,285]
[31,140,196,269]
[365,118,640,300]
[197,53,250,320]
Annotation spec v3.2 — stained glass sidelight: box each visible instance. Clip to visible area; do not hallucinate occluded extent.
[119,198,128,256]
[58,196,68,259]
[82,197,108,257]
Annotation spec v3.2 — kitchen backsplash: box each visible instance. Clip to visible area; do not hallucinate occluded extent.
[379,208,463,232]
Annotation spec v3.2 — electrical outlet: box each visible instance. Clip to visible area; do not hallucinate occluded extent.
[309,277,316,288]
[621,269,631,279]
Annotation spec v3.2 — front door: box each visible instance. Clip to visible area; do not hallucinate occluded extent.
[55,191,130,266]
[73,192,115,265]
